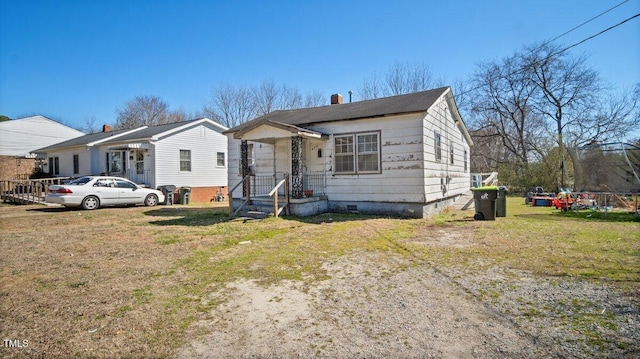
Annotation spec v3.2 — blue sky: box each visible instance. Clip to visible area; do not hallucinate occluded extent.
[1,0,639,131]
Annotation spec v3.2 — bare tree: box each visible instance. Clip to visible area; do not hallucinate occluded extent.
[524,43,601,142]
[252,80,280,116]
[205,81,328,127]
[277,84,304,111]
[114,95,180,129]
[80,116,101,134]
[203,82,256,128]
[359,71,383,100]
[359,62,441,100]
[303,89,326,107]
[471,55,544,167]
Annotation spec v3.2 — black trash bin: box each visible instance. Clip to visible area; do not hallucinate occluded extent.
[472,186,498,220]
[179,187,191,205]
[158,185,176,205]
[496,186,508,217]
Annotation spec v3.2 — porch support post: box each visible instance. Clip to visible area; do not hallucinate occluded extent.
[291,136,303,199]
[240,140,249,197]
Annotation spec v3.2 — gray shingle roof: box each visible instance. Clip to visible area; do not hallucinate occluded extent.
[100,119,200,143]
[33,127,137,152]
[225,87,450,134]
[34,118,227,152]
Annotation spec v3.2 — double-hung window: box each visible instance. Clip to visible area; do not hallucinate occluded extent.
[449,142,454,165]
[464,150,468,172]
[334,132,380,174]
[217,152,225,167]
[434,131,442,162]
[179,150,191,172]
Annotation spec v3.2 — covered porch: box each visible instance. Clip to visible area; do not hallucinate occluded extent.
[228,120,330,217]
[105,143,154,187]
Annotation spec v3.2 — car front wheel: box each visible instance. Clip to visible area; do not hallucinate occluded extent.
[144,194,159,207]
[82,196,100,210]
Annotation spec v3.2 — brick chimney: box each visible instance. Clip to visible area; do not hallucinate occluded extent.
[330,94,343,105]
[102,124,112,132]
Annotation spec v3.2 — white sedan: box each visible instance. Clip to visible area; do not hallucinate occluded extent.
[45,176,165,210]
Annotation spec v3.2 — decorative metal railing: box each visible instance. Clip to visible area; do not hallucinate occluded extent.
[301,173,325,197]
[250,175,276,196]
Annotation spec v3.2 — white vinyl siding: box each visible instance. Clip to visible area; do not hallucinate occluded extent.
[43,147,91,177]
[154,122,228,188]
[422,96,471,202]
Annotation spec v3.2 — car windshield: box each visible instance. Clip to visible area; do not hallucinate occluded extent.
[68,177,93,185]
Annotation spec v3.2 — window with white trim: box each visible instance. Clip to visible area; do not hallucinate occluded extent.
[449,142,454,165]
[464,149,468,172]
[434,131,442,162]
[217,152,225,167]
[179,149,191,172]
[334,132,380,174]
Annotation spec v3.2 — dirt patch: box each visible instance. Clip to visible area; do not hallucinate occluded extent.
[178,252,552,358]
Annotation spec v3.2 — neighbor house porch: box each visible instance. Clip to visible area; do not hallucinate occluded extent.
[104,144,154,187]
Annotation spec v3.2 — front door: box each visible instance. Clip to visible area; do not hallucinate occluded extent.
[130,149,146,184]
[108,151,126,176]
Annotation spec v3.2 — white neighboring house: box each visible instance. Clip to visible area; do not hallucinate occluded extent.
[0,115,84,157]
[0,115,84,180]
[225,87,473,218]
[34,118,229,203]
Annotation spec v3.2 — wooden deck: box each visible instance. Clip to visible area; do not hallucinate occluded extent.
[1,177,69,205]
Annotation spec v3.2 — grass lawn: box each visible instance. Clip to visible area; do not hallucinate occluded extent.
[0,198,638,358]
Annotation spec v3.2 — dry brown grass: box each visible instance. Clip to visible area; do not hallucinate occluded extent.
[0,203,410,358]
[1,198,638,358]
[0,203,230,358]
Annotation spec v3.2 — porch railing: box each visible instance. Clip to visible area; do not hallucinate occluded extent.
[123,169,152,187]
[251,175,276,196]
[301,173,325,197]
[228,175,251,217]
[229,173,326,217]
[269,175,289,218]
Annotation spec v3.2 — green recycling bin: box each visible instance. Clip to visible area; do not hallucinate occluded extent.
[496,186,508,217]
[179,187,191,205]
[472,186,498,220]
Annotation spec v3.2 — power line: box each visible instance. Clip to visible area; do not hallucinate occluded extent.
[555,12,640,56]
[456,11,640,99]
[546,0,629,44]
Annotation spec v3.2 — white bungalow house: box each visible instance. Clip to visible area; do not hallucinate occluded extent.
[34,118,229,203]
[225,87,473,218]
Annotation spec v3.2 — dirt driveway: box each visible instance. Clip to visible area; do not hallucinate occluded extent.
[178,253,542,358]
[177,241,639,358]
